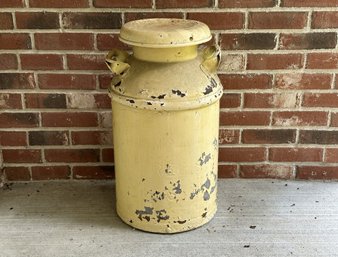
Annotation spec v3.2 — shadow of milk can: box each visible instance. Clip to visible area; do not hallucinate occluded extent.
[105,19,223,233]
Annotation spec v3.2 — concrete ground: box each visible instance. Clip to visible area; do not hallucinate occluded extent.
[1,179,338,257]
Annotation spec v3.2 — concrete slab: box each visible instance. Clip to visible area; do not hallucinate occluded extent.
[1,179,338,257]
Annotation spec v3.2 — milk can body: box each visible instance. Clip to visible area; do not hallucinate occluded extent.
[106,19,223,233]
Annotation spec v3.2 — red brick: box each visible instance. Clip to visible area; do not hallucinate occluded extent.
[38,74,96,90]
[242,129,296,144]
[303,93,338,108]
[30,0,89,8]
[125,12,183,22]
[67,54,106,70]
[0,93,22,109]
[62,12,121,29]
[272,111,328,126]
[275,74,332,90]
[220,0,277,7]
[299,130,338,145]
[29,131,69,146]
[244,93,300,109]
[219,147,266,162]
[0,13,13,29]
[21,54,63,70]
[31,166,71,180]
[187,12,244,30]
[307,53,338,69]
[220,111,270,126]
[42,112,98,127]
[45,149,100,163]
[220,33,276,50]
[156,0,212,8]
[283,0,338,7]
[102,148,114,162]
[220,93,241,108]
[25,93,66,109]
[249,12,307,29]
[3,149,42,163]
[331,113,338,127]
[325,149,338,163]
[0,33,31,49]
[0,132,27,146]
[0,113,39,128]
[35,33,94,50]
[219,129,240,145]
[98,74,113,89]
[0,73,35,89]
[0,0,24,7]
[16,12,60,29]
[94,0,151,7]
[218,165,237,178]
[219,74,272,90]
[312,12,338,29]
[96,34,129,51]
[240,165,293,179]
[95,94,111,109]
[247,54,303,70]
[269,148,323,162]
[279,33,337,50]
[297,166,338,180]
[73,166,114,179]
[4,167,30,181]
[0,54,17,70]
[71,131,112,145]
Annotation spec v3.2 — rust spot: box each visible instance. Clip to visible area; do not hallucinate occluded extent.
[172,180,182,194]
[172,89,186,97]
[165,164,172,174]
[156,209,169,222]
[177,220,187,224]
[202,212,207,218]
[126,99,135,104]
[203,85,213,95]
[151,191,165,202]
[146,102,152,105]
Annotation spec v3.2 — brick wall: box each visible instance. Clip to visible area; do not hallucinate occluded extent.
[1,0,338,181]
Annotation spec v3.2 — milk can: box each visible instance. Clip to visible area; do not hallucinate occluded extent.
[105,19,223,233]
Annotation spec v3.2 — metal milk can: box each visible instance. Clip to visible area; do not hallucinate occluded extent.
[105,19,223,233]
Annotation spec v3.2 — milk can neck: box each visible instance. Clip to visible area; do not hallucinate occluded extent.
[132,45,198,62]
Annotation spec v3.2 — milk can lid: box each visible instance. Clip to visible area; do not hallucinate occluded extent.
[119,18,212,48]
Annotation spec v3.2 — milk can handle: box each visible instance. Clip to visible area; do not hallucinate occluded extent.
[105,49,130,75]
[201,45,221,74]
[105,49,130,95]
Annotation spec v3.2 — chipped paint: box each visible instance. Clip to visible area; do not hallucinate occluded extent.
[199,152,211,166]
[135,207,153,221]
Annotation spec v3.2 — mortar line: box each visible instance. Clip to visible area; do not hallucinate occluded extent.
[4,7,338,12]
[306,9,313,32]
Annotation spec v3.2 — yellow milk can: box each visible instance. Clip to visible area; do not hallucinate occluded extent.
[105,19,223,233]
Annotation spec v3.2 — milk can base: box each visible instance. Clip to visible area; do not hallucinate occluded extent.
[116,205,217,234]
